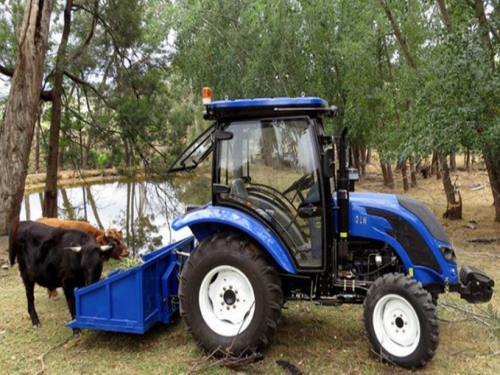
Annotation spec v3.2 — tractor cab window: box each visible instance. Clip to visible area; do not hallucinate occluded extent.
[217,118,324,268]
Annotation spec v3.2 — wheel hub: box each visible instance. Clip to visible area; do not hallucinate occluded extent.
[223,290,237,305]
[199,265,256,337]
[373,294,420,357]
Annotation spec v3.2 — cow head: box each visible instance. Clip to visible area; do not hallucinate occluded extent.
[66,244,115,286]
[96,229,130,259]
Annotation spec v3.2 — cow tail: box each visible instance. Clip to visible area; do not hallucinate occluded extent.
[9,217,19,266]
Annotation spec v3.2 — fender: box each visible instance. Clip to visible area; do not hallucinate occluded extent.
[171,205,297,274]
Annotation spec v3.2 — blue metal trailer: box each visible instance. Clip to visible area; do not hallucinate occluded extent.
[67,237,194,334]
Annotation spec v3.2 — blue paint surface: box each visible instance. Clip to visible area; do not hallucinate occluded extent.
[208,97,328,110]
[172,205,297,274]
[66,237,194,334]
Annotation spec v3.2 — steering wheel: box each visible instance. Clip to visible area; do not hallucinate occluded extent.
[283,172,315,195]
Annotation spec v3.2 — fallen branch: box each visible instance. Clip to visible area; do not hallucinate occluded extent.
[33,336,72,375]
[467,236,500,244]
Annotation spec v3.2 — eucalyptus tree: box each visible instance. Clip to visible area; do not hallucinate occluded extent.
[0,0,53,235]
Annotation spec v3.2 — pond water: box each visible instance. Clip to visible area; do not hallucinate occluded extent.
[20,176,212,256]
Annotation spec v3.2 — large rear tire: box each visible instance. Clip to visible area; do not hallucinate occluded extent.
[363,273,440,369]
[179,232,283,356]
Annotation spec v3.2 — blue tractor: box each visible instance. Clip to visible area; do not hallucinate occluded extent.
[167,91,494,369]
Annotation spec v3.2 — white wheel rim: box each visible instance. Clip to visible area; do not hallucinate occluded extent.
[199,265,256,337]
[372,294,420,357]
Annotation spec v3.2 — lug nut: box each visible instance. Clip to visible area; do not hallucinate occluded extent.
[221,302,224,306]
[233,305,236,309]
[220,293,223,298]
[227,307,230,310]
[235,290,238,294]
[237,299,240,303]
[229,285,233,289]
[396,330,399,333]
[223,287,226,291]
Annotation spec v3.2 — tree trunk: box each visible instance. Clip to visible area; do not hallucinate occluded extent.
[0,0,53,235]
[378,0,417,68]
[386,163,394,188]
[86,186,104,230]
[436,0,453,32]
[60,188,75,220]
[360,146,367,176]
[410,161,418,187]
[352,147,361,172]
[381,161,389,186]
[450,152,457,172]
[440,153,462,220]
[432,150,442,179]
[42,0,73,218]
[465,149,471,171]
[401,162,409,192]
[35,110,41,172]
[366,148,372,165]
[484,156,500,222]
[25,195,31,221]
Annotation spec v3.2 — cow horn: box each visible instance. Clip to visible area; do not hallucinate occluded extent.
[65,247,82,252]
[100,245,113,252]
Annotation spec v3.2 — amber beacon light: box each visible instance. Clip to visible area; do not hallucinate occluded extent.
[202,87,212,105]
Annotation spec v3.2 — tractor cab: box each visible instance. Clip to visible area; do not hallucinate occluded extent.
[170,96,338,270]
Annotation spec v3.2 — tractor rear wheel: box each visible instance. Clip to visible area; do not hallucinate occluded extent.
[363,273,440,369]
[179,232,282,356]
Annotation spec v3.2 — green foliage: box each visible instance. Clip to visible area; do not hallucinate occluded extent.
[96,152,109,169]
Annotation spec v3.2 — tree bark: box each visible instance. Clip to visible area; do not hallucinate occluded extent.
[484,155,500,222]
[436,0,453,32]
[86,186,104,230]
[401,161,409,192]
[381,161,388,186]
[378,0,417,68]
[35,115,41,172]
[0,0,53,235]
[386,163,394,188]
[431,150,441,179]
[42,0,73,218]
[440,153,462,220]
[450,152,457,172]
[410,161,418,187]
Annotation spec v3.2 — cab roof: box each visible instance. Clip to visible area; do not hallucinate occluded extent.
[204,97,336,120]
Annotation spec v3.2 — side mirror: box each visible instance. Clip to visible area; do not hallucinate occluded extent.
[323,148,334,179]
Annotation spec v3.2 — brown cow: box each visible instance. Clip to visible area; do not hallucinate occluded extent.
[36,218,130,298]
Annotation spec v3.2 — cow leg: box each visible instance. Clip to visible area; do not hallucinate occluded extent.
[62,284,80,336]
[22,277,40,327]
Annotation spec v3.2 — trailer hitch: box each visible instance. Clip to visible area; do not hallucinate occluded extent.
[450,265,494,304]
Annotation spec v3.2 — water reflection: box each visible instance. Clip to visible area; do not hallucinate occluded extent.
[20,176,212,256]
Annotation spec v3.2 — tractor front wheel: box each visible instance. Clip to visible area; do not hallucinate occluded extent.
[179,232,282,356]
[363,273,440,369]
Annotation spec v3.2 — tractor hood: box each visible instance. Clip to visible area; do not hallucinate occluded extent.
[348,192,450,243]
[341,192,458,285]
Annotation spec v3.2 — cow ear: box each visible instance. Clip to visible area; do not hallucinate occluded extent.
[96,235,105,244]
[65,246,82,253]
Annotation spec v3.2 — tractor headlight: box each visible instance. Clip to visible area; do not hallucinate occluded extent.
[439,245,457,264]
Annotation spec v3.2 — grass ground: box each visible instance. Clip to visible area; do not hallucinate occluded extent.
[1,162,500,375]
